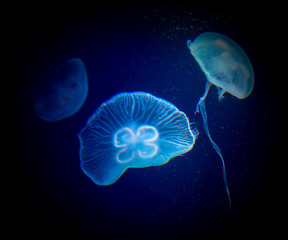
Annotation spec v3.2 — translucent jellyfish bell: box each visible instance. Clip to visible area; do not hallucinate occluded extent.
[187,32,254,101]
[187,32,255,208]
[33,58,88,122]
[78,91,198,186]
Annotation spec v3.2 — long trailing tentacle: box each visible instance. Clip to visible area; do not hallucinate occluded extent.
[195,80,211,114]
[195,80,231,208]
[198,98,231,208]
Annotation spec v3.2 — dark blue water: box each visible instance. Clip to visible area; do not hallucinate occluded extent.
[13,2,278,239]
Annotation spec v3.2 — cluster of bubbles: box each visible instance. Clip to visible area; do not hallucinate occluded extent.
[33,32,254,207]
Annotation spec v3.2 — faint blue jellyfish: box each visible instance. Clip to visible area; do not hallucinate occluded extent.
[33,58,88,122]
[78,91,198,186]
[187,32,254,207]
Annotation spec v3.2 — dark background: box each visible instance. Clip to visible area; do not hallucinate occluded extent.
[12,1,279,239]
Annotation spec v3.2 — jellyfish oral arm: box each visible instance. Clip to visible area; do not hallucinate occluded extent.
[217,88,226,101]
[193,77,231,208]
[195,80,211,115]
[187,39,193,49]
[198,98,231,208]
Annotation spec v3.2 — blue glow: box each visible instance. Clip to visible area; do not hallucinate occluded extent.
[33,58,88,122]
[187,32,255,208]
[78,91,198,186]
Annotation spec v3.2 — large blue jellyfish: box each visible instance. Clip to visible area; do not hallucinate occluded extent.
[33,58,88,122]
[187,32,254,207]
[79,91,198,186]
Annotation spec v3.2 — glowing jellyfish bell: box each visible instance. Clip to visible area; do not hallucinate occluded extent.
[79,91,198,186]
[187,32,254,207]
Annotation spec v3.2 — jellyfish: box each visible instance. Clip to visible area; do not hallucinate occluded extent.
[187,32,254,207]
[78,91,198,186]
[33,58,88,122]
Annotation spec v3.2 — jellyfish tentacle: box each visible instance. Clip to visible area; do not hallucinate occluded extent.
[217,88,225,101]
[198,98,231,208]
[195,80,211,115]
